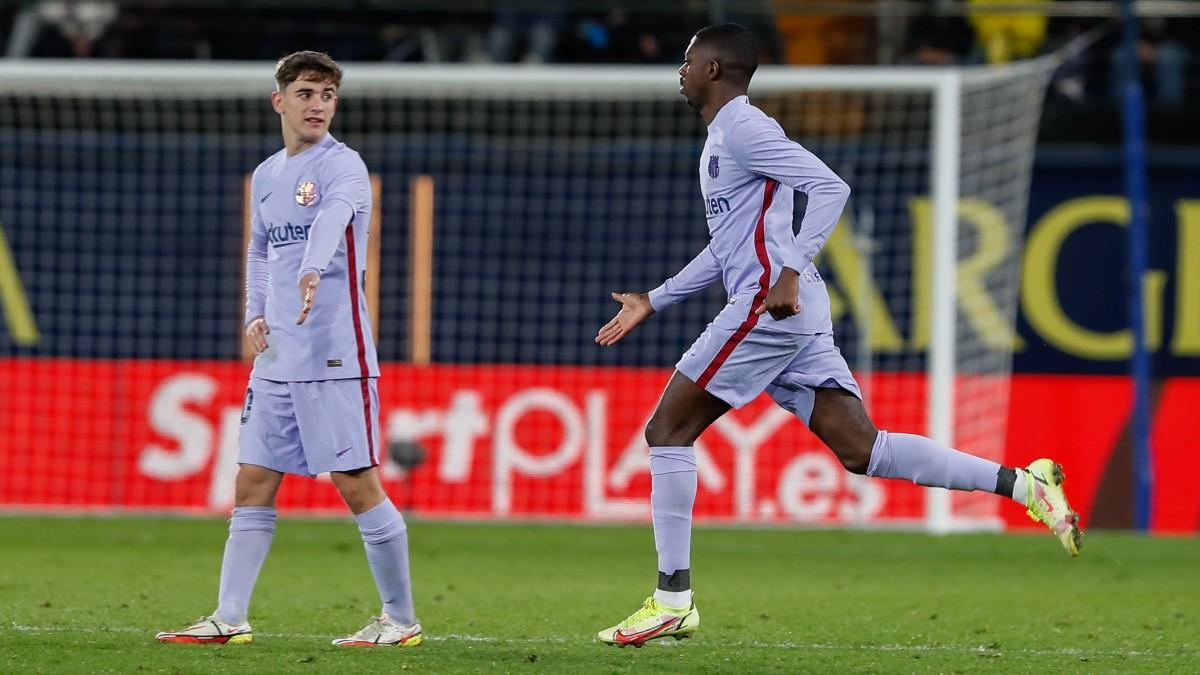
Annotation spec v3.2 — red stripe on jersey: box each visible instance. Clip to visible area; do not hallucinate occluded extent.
[696,179,778,389]
[344,224,377,466]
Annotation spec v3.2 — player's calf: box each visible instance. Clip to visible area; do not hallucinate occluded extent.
[859,426,1085,556]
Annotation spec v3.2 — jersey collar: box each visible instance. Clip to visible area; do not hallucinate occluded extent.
[708,95,748,130]
[286,132,338,161]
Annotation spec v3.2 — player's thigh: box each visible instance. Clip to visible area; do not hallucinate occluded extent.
[809,388,877,456]
[654,325,801,446]
[767,333,863,424]
[645,370,731,447]
[290,377,381,476]
[238,377,312,477]
[766,333,875,469]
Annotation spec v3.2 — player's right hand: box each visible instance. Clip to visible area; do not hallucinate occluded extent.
[245,316,270,354]
[296,272,320,325]
[596,292,654,346]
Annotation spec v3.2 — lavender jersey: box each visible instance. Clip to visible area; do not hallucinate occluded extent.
[244,133,379,382]
[649,95,850,334]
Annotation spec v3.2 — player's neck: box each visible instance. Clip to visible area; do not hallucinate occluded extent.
[700,88,745,126]
[284,131,326,157]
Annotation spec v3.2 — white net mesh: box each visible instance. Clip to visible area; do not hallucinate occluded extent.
[0,61,1052,526]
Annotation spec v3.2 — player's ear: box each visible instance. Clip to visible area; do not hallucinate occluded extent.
[270,89,283,114]
[707,59,720,82]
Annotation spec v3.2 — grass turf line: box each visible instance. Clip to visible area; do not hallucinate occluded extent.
[0,516,1195,673]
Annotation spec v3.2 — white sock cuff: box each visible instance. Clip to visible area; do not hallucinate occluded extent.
[864,430,889,477]
[355,498,407,544]
[653,588,692,608]
[649,446,696,475]
[229,506,277,533]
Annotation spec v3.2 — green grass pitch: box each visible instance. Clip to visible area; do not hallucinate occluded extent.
[1,516,1196,673]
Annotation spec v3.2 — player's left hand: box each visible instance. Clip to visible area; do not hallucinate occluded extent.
[296,272,320,325]
[756,267,802,320]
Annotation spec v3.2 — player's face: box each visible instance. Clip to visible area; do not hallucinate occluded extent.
[272,76,338,145]
[678,37,711,110]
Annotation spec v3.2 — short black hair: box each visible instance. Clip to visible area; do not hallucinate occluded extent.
[693,24,759,86]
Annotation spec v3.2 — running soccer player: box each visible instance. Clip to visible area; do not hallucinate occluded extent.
[594,24,1083,648]
[155,51,421,648]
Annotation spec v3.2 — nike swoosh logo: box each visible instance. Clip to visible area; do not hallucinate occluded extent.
[260,192,272,203]
[1032,473,1049,485]
[336,446,353,457]
[614,616,681,642]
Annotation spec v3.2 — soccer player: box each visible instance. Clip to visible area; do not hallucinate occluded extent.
[594,24,1083,648]
[155,52,421,648]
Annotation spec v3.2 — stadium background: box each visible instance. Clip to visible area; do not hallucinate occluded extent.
[0,1,1197,533]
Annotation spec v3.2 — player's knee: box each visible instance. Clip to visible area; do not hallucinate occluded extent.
[645,414,688,447]
[822,430,874,475]
[644,421,667,447]
[838,446,872,475]
[331,470,385,513]
[334,482,370,510]
[234,466,279,506]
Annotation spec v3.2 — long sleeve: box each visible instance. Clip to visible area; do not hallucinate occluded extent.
[726,118,850,272]
[648,244,723,312]
[244,208,269,326]
[298,153,369,280]
[297,200,354,280]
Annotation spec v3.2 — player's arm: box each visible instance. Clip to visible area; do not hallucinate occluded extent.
[596,244,720,346]
[727,117,850,320]
[295,200,354,325]
[244,197,270,353]
[648,243,722,312]
[295,156,370,325]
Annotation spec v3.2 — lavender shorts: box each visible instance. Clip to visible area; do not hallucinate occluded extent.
[238,376,380,477]
[676,326,861,424]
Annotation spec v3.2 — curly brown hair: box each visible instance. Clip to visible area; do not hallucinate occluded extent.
[274,51,343,91]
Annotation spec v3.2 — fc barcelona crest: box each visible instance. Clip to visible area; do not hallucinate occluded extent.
[708,154,719,179]
[295,180,319,207]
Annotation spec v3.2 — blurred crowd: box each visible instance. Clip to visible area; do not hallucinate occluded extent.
[2,1,1195,110]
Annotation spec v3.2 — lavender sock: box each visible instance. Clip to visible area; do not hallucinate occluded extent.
[355,499,416,624]
[649,446,696,598]
[214,506,276,625]
[865,430,1001,492]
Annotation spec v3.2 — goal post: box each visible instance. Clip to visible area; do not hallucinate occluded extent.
[0,60,1055,529]
[928,70,962,534]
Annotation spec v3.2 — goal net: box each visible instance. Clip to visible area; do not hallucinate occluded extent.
[0,60,1053,529]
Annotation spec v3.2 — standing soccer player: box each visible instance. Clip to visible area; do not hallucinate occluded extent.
[594,25,1083,647]
[156,52,421,648]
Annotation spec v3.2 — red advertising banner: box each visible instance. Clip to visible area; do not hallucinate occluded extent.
[1,358,1197,533]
